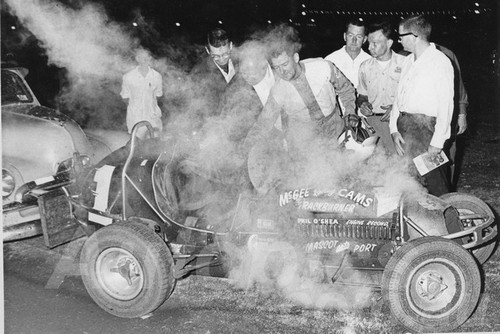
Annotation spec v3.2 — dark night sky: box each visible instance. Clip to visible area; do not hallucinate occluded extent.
[1,0,498,120]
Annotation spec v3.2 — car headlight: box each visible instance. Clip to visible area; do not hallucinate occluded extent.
[56,154,90,174]
[56,157,74,173]
[2,169,16,198]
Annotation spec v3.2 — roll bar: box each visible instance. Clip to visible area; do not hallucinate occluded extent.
[121,121,154,219]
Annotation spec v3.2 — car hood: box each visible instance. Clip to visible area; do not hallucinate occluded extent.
[2,104,95,160]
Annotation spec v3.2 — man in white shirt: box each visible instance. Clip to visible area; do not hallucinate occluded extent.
[390,15,454,196]
[357,21,405,154]
[325,19,371,89]
[120,48,163,137]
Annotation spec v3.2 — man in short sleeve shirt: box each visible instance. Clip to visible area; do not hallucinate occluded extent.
[357,22,405,154]
[120,48,163,136]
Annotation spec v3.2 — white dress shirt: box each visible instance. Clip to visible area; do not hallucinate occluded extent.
[389,44,454,149]
[215,59,236,83]
[253,64,275,106]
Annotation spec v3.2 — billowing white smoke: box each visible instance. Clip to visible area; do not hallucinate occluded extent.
[5,0,134,76]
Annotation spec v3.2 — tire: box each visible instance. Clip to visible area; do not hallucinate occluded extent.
[382,237,481,333]
[80,222,175,318]
[440,192,497,264]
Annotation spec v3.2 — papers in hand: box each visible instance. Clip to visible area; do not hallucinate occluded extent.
[413,151,449,176]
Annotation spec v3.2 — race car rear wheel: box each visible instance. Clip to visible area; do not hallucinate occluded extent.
[382,236,480,333]
[440,192,497,264]
[80,221,175,318]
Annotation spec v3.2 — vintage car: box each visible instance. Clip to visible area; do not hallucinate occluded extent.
[28,122,497,333]
[1,65,127,242]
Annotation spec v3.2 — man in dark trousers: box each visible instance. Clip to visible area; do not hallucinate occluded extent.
[390,16,454,196]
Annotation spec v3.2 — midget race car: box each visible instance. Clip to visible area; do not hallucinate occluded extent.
[25,122,497,333]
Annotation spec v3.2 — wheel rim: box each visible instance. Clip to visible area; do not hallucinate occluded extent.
[95,247,145,301]
[406,258,464,318]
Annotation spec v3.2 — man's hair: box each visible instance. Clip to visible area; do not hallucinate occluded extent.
[263,24,302,60]
[207,28,230,48]
[368,21,395,41]
[345,18,366,33]
[400,15,432,41]
[236,40,267,66]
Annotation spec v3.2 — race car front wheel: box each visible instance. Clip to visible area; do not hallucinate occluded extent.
[382,236,481,333]
[80,221,175,318]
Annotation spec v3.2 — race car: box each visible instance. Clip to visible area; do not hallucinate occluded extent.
[31,121,497,333]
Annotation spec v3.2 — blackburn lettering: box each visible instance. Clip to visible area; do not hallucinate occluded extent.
[299,200,356,213]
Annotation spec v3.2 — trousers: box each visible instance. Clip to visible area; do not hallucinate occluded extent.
[397,112,450,196]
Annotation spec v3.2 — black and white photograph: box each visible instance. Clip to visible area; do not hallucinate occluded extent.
[1,0,499,333]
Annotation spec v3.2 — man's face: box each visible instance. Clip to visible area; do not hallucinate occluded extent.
[367,30,392,59]
[240,58,268,86]
[270,51,299,81]
[398,25,417,53]
[207,42,232,67]
[344,24,367,53]
[135,50,153,66]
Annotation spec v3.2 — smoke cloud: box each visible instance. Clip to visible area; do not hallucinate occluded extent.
[5,0,427,314]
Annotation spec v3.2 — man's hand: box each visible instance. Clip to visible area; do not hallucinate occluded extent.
[391,132,405,156]
[359,101,373,116]
[380,105,392,122]
[427,145,441,155]
[457,114,467,135]
[427,145,444,164]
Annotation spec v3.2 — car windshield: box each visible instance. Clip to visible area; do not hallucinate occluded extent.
[1,70,34,105]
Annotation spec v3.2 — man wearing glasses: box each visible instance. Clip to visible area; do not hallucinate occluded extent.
[389,15,454,196]
[190,28,237,129]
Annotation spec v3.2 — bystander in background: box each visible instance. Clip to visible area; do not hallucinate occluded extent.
[120,48,163,138]
[357,21,405,154]
[325,19,371,89]
[390,15,454,196]
[190,27,237,130]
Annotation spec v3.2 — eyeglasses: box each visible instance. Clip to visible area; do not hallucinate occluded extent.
[398,32,418,38]
[210,52,230,60]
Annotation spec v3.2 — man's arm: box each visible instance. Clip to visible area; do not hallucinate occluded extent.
[327,61,356,115]
[389,90,406,155]
[120,75,130,105]
[429,58,455,152]
[243,95,281,152]
[155,71,163,98]
[356,62,374,116]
